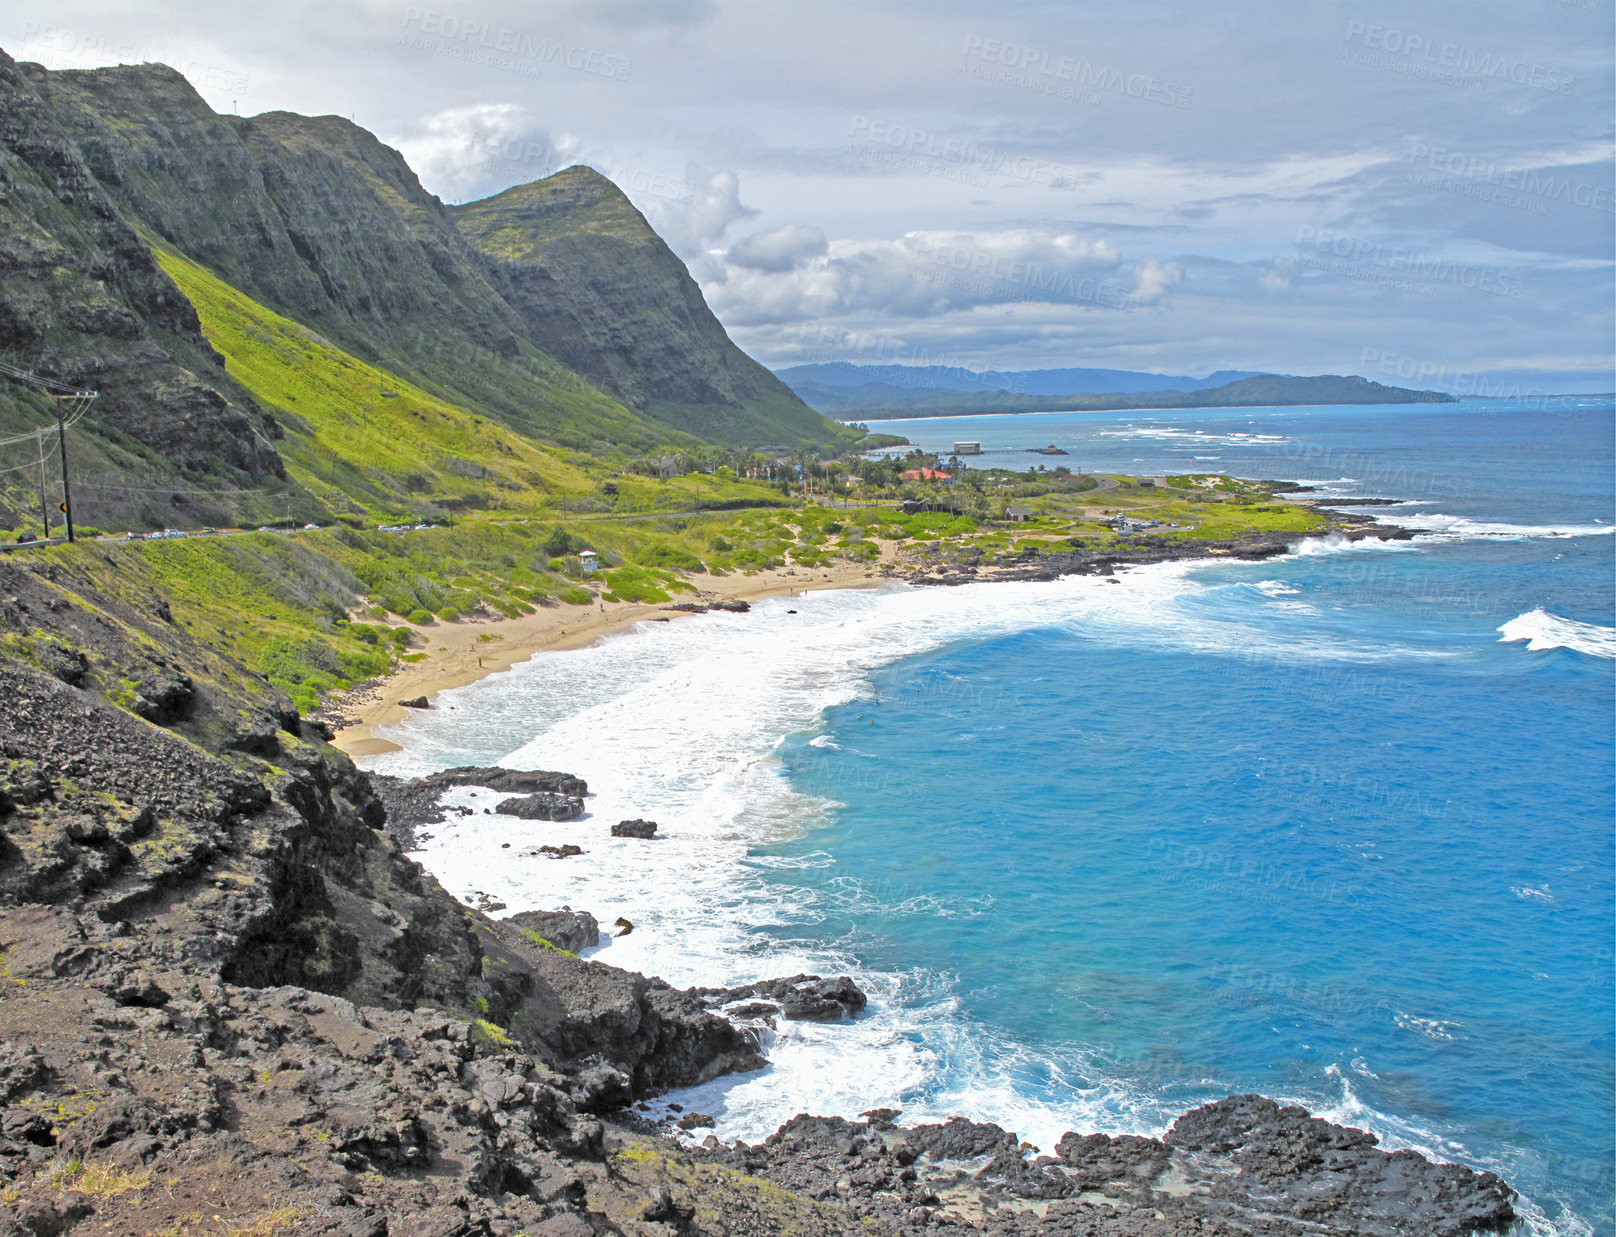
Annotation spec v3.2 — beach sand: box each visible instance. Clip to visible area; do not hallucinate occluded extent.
[330,558,895,756]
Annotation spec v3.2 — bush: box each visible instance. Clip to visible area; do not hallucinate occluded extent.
[406,609,433,625]
[437,606,460,623]
[544,526,581,558]
[603,566,673,603]
[257,637,343,686]
[558,587,593,606]
[634,542,705,572]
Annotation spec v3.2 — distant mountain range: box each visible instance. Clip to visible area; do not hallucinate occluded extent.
[778,362,1269,398]
[775,364,1455,419]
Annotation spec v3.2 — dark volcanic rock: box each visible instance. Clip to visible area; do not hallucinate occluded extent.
[694,974,868,1023]
[503,909,601,954]
[703,1097,1516,1235]
[498,793,585,822]
[130,674,195,724]
[398,695,429,709]
[477,918,766,1110]
[432,767,588,797]
[370,766,589,847]
[610,818,657,839]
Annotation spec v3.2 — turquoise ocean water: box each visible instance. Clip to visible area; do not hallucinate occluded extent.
[367,398,1615,1236]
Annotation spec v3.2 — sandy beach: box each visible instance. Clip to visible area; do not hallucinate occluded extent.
[329,558,894,756]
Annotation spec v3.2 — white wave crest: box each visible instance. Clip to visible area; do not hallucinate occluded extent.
[1397,513,1616,542]
[1499,609,1616,659]
[1286,531,1417,557]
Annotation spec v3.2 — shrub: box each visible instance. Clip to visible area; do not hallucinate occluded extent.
[543,526,583,558]
[257,637,342,685]
[406,609,433,625]
[602,566,674,604]
[634,542,705,572]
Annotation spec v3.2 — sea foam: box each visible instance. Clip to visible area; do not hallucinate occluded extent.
[1499,608,1616,659]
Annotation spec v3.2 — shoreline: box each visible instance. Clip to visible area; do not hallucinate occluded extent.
[329,507,1404,757]
[329,557,893,756]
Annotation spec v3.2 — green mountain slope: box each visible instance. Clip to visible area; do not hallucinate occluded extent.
[151,245,598,521]
[30,60,846,453]
[453,168,851,448]
[33,62,670,454]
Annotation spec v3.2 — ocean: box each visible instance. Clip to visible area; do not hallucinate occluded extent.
[361,397,1615,1237]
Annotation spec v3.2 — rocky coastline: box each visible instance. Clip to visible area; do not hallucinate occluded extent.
[900,503,1412,588]
[0,531,1518,1235]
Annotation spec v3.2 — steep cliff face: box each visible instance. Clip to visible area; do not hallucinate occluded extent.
[0,51,285,527]
[30,62,667,455]
[454,168,848,447]
[26,59,846,453]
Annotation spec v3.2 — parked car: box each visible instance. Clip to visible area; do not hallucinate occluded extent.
[15,532,37,544]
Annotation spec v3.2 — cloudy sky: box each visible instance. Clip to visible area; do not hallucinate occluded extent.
[9,0,1614,389]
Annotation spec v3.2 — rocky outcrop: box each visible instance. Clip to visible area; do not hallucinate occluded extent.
[610,818,657,838]
[694,974,868,1024]
[497,793,585,821]
[503,908,601,954]
[703,1101,1516,1235]
[429,766,589,797]
[370,765,589,846]
[478,917,766,1112]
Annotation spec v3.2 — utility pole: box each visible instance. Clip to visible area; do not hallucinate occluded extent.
[56,399,75,542]
[35,430,50,537]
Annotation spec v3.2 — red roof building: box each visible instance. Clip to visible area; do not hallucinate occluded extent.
[899,469,953,481]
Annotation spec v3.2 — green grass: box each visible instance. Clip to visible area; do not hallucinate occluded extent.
[516,929,578,957]
[153,245,595,520]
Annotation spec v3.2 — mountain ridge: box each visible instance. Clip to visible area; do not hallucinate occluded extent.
[786,371,1456,419]
[779,361,1269,397]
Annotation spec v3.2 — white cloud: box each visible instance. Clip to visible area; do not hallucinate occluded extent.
[727,224,829,272]
[1260,257,1296,293]
[652,165,758,259]
[390,104,578,203]
[1130,255,1183,302]
[704,225,1135,326]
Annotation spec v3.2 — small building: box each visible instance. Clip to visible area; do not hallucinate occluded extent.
[953,441,982,455]
[899,468,953,482]
[578,550,600,573]
[1006,505,1037,522]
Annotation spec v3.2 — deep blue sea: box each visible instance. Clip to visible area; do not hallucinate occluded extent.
[365,398,1615,1237]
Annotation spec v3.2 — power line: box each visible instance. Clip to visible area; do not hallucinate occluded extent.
[0,361,93,397]
[73,481,277,496]
[0,365,96,542]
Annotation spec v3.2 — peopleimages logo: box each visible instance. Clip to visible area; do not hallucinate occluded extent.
[961,35,1192,108]
[400,8,631,80]
[1407,142,1613,214]
[1296,226,1526,300]
[1343,22,1573,94]
[848,117,1086,190]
